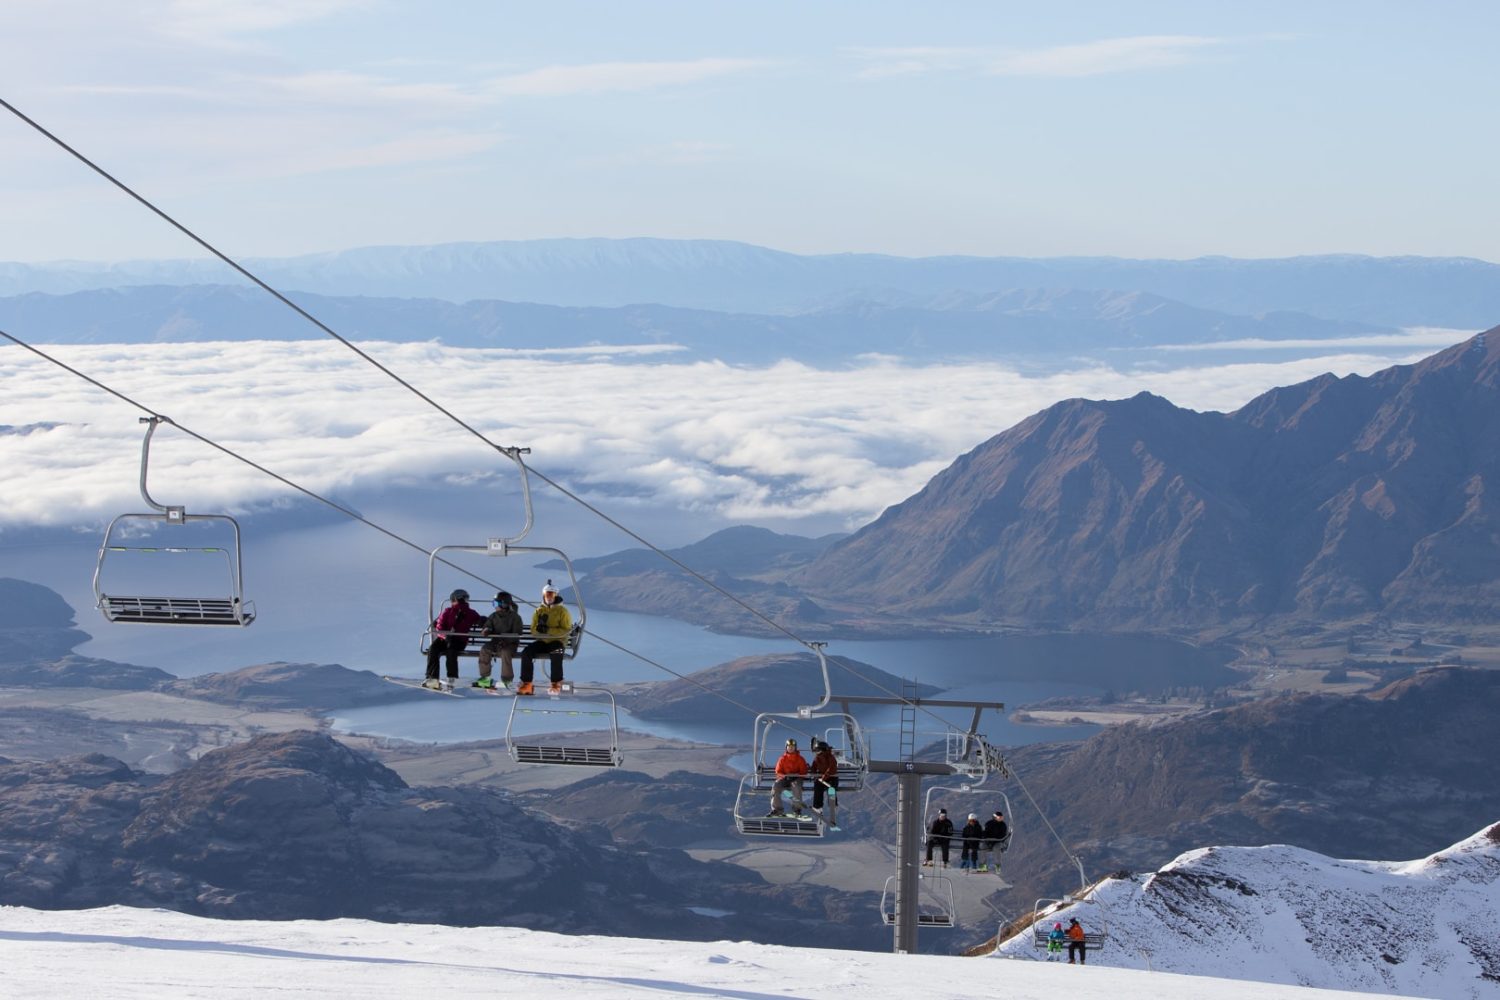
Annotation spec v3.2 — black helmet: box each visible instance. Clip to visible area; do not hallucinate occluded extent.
[494,591,512,606]
[449,589,469,602]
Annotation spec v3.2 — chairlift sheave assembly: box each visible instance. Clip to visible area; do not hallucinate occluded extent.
[92,416,256,626]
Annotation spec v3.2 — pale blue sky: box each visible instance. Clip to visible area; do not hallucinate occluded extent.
[2,1,1496,263]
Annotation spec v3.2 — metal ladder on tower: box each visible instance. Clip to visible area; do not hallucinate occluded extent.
[899,678,918,763]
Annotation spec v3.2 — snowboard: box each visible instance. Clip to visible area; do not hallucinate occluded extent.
[383,676,462,698]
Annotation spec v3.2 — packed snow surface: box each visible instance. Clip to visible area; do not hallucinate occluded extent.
[0,903,1396,1000]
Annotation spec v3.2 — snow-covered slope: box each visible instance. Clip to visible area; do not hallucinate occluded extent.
[0,904,1397,999]
[996,822,1500,999]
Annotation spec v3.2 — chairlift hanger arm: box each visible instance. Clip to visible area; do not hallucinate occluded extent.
[137,415,182,519]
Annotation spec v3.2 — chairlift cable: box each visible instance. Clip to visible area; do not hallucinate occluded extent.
[2,96,998,748]
[0,96,517,465]
[0,329,766,722]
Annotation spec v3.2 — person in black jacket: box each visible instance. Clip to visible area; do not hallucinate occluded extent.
[979,810,1009,873]
[959,813,983,869]
[923,808,954,867]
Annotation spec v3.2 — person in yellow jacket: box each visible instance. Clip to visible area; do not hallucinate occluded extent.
[517,581,573,695]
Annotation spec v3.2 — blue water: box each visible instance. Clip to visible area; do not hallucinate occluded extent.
[14,528,1222,752]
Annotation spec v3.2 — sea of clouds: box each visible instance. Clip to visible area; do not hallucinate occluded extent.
[0,337,1452,532]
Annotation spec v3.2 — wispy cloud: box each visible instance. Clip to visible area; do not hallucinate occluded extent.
[0,340,1444,530]
[161,0,371,45]
[1148,328,1475,352]
[489,58,770,97]
[849,35,1229,80]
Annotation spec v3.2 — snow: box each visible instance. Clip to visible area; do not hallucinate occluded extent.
[994,825,1500,999]
[0,904,1398,1000]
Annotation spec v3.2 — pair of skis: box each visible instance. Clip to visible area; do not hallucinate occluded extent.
[383,677,573,698]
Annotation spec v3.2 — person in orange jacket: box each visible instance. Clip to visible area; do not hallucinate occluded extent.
[768,738,809,817]
[1066,917,1088,965]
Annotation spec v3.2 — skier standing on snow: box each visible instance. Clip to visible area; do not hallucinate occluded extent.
[809,740,840,829]
[924,808,954,867]
[425,589,483,690]
[960,813,983,869]
[474,591,523,690]
[767,738,809,817]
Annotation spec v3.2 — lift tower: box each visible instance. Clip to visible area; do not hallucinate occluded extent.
[832,693,1007,955]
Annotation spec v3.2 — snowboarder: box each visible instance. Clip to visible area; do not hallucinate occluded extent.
[425,589,482,690]
[1067,917,1088,964]
[518,581,572,696]
[959,813,983,869]
[809,739,840,829]
[474,590,523,689]
[767,738,809,817]
[924,808,954,867]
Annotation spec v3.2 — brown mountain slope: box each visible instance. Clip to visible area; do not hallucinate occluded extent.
[797,330,1500,628]
[992,665,1500,912]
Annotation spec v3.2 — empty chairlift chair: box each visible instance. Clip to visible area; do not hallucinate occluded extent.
[93,416,255,627]
[504,685,622,767]
[880,874,955,928]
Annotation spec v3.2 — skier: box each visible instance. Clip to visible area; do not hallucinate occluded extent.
[473,591,523,690]
[767,738,809,817]
[1067,917,1088,965]
[518,581,572,696]
[425,589,482,690]
[980,810,1009,872]
[959,813,983,869]
[923,808,954,867]
[809,740,840,830]
[1046,922,1066,960]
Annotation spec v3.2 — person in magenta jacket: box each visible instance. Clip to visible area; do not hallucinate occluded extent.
[424,589,482,689]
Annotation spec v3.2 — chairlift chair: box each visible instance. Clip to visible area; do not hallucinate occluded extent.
[421,446,586,659]
[504,685,621,767]
[92,416,255,626]
[746,643,868,792]
[880,874,955,928]
[732,773,823,838]
[1029,858,1109,950]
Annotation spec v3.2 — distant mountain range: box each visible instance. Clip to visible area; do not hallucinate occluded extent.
[994,820,1500,998]
[2,237,1497,325]
[0,282,1387,364]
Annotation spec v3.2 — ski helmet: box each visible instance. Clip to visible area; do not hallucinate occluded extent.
[449,588,469,602]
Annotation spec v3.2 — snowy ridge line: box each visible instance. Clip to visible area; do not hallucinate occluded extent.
[993,821,1500,999]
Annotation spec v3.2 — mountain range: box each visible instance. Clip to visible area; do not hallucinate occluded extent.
[567,332,1500,636]
[2,238,1497,325]
[794,330,1500,630]
[0,282,1385,365]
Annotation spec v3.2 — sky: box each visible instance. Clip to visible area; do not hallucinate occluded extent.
[2,1,1499,264]
[0,904,1395,1000]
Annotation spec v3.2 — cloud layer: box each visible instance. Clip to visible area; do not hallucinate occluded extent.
[0,339,1443,531]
